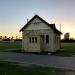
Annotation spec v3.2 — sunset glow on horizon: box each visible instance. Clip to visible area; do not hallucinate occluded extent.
[0,0,75,39]
[0,32,22,39]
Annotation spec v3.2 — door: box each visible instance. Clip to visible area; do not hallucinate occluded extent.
[40,35,45,52]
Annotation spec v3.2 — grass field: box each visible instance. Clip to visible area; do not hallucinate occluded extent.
[0,42,75,74]
[0,41,75,56]
[0,61,69,75]
[52,43,75,56]
[0,41,22,52]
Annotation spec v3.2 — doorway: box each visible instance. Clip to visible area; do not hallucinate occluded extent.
[40,35,45,52]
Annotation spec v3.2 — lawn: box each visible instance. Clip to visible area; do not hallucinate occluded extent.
[52,43,75,56]
[0,41,75,56]
[0,41,22,52]
[0,61,68,75]
[0,42,75,74]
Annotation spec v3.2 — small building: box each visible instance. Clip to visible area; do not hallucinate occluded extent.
[20,15,62,52]
[64,33,69,40]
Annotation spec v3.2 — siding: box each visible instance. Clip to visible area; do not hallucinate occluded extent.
[22,17,60,52]
[25,17,50,30]
[53,33,60,51]
[22,29,55,52]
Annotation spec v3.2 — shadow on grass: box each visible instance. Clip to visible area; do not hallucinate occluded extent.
[0,61,72,75]
[51,49,75,57]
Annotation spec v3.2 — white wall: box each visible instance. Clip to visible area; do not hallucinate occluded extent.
[25,17,50,30]
[22,29,55,52]
[53,33,60,51]
[22,30,41,52]
[22,17,60,52]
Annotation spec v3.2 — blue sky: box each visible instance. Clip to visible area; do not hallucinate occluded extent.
[0,0,75,38]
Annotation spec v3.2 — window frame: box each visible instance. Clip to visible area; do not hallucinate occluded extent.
[35,37,37,43]
[32,37,34,43]
[29,37,31,43]
[46,35,49,44]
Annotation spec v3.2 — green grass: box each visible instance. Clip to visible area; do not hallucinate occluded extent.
[52,43,75,56]
[0,41,75,56]
[0,41,22,52]
[0,61,67,75]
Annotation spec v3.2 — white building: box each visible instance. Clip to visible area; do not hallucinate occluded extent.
[20,15,62,52]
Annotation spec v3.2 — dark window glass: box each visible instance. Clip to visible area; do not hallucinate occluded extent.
[29,37,31,43]
[46,35,49,43]
[32,37,34,43]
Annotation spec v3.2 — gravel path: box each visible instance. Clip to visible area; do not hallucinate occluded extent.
[0,52,75,70]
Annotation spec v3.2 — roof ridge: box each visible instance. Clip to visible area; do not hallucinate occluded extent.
[20,15,62,34]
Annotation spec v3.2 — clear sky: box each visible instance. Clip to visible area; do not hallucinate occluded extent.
[0,0,75,39]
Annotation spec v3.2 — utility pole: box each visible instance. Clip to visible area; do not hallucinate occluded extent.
[60,24,61,49]
[60,24,61,33]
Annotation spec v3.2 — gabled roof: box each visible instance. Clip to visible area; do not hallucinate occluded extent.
[20,15,62,34]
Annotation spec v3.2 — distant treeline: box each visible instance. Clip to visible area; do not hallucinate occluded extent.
[0,36,22,42]
[61,39,75,43]
[0,38,22,42]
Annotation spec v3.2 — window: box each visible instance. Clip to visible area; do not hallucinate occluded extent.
[29,37,37,43]
[35,37,37,43]
[29,37,31,43]
[46,35,49,43]
[32,37,34,43]
[40,35,44,41]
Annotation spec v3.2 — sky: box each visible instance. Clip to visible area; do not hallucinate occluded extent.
[0,0,75,39]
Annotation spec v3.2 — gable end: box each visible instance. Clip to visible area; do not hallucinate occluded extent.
[20,15,62,34]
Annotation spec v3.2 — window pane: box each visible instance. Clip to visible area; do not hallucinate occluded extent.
[46,35,49,43]
[32,37,34,43]
[29,37,31,43]
[35,37,37,43]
